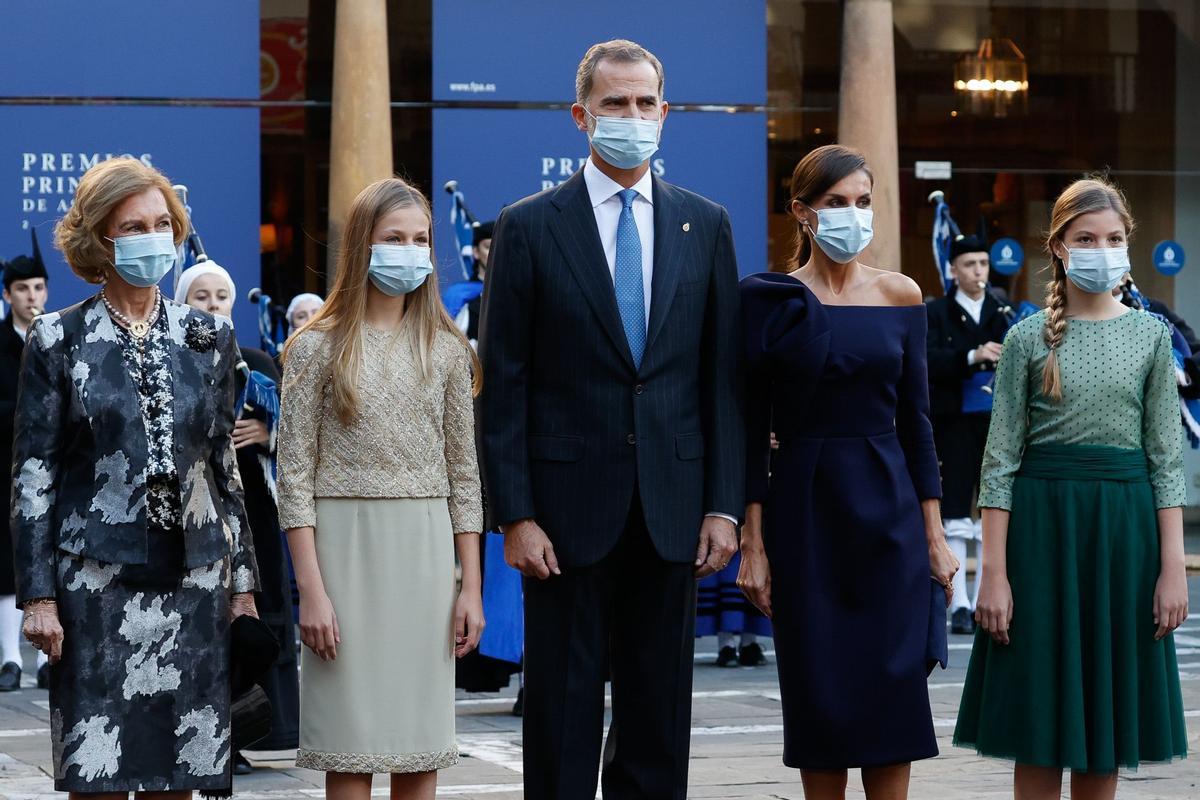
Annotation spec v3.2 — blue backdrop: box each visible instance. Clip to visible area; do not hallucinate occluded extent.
[0,1,258,99]
[0,105,262,339]
[0,0,261,343]
[432,0,765,105]
[432,108,767,285]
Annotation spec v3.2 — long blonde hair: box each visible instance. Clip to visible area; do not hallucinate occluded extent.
[282,177,481,425]
[1040,177,1135,401]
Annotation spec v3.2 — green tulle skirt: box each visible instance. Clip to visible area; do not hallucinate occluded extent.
[954,444,1187,772]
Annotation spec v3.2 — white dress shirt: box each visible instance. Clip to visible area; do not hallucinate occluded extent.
[955,290,985,365]
[581,159,736,531]
[583,158,654,326]
[954,290,984,324]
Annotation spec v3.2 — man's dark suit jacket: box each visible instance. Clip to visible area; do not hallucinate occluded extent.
[479,168,744,568]
[925,287,1010,418]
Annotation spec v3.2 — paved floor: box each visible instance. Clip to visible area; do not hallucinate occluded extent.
[1,577,1198,798]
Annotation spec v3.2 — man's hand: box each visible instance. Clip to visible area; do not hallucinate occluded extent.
[233,418,270,449]
[972,341,1003,365]
[695,516,738,578]
[502,519,560,580]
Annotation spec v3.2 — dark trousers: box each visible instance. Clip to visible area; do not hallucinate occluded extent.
[522,494,697,800]
[933,412,991,519]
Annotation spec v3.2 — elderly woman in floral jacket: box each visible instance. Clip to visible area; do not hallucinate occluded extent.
[12,156,259,797]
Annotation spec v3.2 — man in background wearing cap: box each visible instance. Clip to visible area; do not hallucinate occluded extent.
[925,234,1010,635]
[443,220,493,350]
[0,229,49,691]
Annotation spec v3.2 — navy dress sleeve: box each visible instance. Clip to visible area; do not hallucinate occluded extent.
[896,310,942,501]
[739,274,831,505]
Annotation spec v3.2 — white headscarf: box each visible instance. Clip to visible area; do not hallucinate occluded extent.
[286,292,325,331]
[174,262,236,305]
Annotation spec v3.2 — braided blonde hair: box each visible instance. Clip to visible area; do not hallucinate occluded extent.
[1040,177,1134,401]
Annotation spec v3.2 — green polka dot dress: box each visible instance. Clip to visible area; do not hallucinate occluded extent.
[955,308,1188,772]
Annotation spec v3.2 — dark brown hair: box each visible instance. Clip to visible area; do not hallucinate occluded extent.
[576,39,664,104]
[783,145,873,271]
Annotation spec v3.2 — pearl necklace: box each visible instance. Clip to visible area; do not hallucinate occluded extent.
[101,287,161,339]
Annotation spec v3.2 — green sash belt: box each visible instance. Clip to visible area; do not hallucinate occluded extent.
[1016,443,1148,483]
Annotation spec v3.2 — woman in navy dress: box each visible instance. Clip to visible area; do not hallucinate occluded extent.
[738,145,959,799]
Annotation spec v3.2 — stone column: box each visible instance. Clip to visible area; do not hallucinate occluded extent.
[327,0,393,277]
[838,0,901,270]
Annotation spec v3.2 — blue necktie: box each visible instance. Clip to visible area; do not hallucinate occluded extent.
[614,188,645,367]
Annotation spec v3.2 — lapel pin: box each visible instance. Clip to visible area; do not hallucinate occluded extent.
[682,222,690,232]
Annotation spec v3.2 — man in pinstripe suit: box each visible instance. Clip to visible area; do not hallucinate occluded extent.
[479,39,745,800]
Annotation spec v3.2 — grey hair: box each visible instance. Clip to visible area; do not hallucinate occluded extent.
[575,39,665,105]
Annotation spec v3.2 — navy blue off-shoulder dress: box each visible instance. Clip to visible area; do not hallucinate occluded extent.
[741,272,947,769]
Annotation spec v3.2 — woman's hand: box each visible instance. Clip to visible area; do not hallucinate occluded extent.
[454,588,485,658]
[299,587,340,661]
[22,599,64,664]
[232,418,270,450]
[230,592,259,621]
[1153,563,1189,641]
[737,545,773,619]
[975,571,1014,645]
[928,537,960,607]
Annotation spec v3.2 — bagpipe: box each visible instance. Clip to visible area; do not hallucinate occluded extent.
[172,186,284,478]
[1121,279,1200,449]
[927,190,1030,399]
[928,189,1036,323]
[440,181,487,321]
[247,287,289,360]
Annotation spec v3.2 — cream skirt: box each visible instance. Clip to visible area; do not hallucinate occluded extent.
[296,497,458,773]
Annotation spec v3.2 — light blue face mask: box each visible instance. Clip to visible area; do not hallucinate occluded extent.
[1064,246,1129,294]
[585,109,661,170]
[368,244,434,296]
[812,206,874,264]
[108,231,176,288]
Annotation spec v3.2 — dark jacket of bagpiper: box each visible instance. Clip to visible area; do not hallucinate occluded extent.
[925,287,1010,419]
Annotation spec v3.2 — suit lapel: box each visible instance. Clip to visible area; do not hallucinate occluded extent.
[78,295,138,413]
[647,177,684,354]
[76,295,148,467]
[163,300,193,450]
[548,170,636,370]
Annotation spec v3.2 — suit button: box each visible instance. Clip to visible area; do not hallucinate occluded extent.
[626,434,637,445]
[634,384,644,395]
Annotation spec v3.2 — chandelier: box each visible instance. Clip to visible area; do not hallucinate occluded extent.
[954,37,1028,117]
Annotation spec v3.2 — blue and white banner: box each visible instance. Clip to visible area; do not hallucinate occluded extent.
[930,194,961,292]
[0,105,262,340]
[432,108,767,285]
[447,186,478,282]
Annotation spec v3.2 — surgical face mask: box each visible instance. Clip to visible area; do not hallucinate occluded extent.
[108,231,176,288]
[1064,246,1129,294]
[585,109,661,170]
[811,206,874,264]
[368,244,434,296]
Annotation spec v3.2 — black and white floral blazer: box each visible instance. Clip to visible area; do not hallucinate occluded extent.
[10,294,259,605]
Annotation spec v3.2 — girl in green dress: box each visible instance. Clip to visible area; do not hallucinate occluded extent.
[954,177,1189,800]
